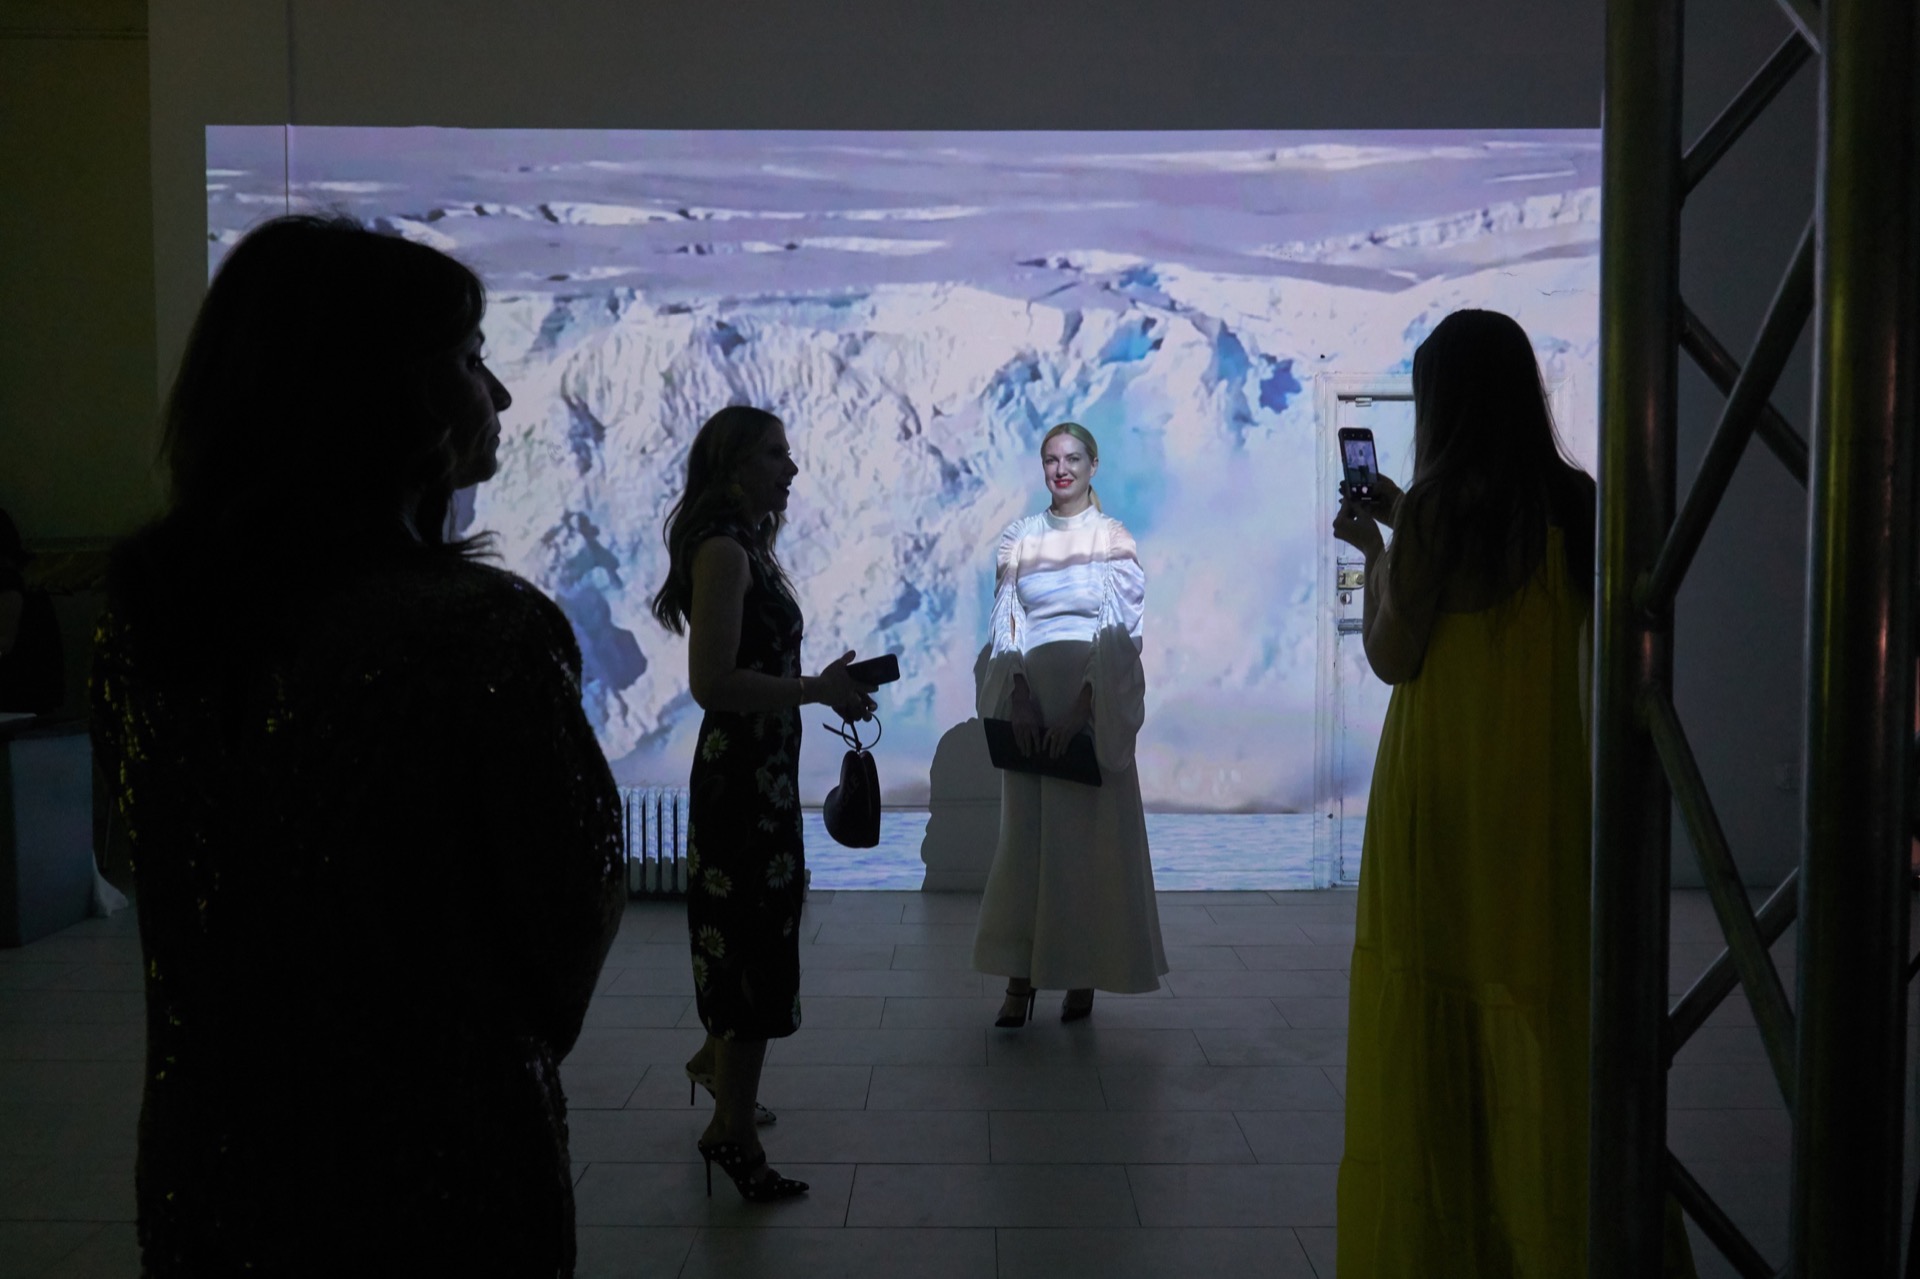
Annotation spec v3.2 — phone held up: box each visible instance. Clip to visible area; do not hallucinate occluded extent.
[1338,427,1380,507]
[845,653,901,687]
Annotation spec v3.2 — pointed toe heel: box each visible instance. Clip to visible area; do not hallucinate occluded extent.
[698,1139,809,1203]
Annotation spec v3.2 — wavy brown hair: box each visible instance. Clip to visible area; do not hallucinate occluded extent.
[650,406,793,634]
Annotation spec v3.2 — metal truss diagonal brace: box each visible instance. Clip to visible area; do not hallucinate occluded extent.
[1639,220,1816,618]
[1773,0,1824,54]
[1683,31,1815,196]
[1668,1150,1780,1279]
[1679,303,1811,486]
[1643,687,1799,1109]
[1666,869,1799,1063]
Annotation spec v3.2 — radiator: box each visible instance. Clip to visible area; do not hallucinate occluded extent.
[620,786,690,898]
[617,787,815,900]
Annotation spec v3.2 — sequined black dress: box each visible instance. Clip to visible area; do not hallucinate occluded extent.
[686,522,806,1040]
[92,552,624,1278]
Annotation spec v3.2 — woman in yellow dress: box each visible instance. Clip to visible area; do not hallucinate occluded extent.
[1331,310,1689,1276]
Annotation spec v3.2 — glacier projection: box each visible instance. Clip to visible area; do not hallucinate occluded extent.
[205,128,1600,880]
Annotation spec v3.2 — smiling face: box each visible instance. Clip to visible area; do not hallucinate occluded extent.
[734,421,799,520]
[444,328,513,488]
[1040,430,1098,513]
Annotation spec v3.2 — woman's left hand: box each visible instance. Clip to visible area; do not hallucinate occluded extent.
[1332,498,1385,559]
[1044,700,1092,758]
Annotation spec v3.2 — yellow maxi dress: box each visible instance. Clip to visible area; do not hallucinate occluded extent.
[1337,529,1593,1277]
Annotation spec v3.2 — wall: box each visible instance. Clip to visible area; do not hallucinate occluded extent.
[0,0,160,539]
[145,0,1818,887]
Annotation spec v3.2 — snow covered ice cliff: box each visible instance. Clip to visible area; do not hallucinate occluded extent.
[471,236,1597,809]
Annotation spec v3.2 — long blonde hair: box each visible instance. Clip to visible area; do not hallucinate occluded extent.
[1041,421,1102,511]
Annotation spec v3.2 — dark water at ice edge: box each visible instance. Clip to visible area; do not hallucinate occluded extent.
[801,810,1327,891]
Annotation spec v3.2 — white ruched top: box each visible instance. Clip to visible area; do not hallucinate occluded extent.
[976,504,1148,772]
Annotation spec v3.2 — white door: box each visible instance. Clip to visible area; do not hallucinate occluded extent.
[1314,379,1416,887]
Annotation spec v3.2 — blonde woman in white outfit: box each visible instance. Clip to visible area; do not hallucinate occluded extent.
[972,422,1168,1026]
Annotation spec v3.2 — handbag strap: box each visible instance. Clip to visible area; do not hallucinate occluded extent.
[821,713,883,752]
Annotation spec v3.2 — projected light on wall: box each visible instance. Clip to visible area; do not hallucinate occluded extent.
[207,127,1600,888]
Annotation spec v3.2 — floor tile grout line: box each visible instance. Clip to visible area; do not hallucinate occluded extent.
[674,1225,702,1279]
[1227,1109,1261,1165]
[1294,1225,1329,1279]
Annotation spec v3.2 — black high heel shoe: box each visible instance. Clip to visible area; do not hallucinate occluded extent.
[995,984,1037,1028]
[697,1139,809,1202]
[1061,988,1094,1022]
[685,1066,777,1125]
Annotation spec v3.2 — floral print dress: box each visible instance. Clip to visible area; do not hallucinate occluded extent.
[686,522,807,1040]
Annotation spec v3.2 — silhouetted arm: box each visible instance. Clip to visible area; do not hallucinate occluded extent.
[479,589,625,1060]
[1361,520,1439,685]
[687,537,865,716]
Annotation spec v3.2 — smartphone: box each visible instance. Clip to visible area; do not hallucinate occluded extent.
[845,654,901,686]
[1338,427,1380,505]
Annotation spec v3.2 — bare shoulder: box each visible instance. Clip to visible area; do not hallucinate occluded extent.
[690,536,752,618]
[693,535,750,575]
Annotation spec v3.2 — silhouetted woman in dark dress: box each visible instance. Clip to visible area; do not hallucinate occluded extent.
[651,406,873,1201]
[91,216,625,1277]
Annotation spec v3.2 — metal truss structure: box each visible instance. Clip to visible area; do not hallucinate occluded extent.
[1592,0,1917,1275]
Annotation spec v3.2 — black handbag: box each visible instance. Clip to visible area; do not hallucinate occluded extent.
[822,715,881,848]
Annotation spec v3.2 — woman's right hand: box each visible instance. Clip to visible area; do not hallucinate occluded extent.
[1009,681,1045,756]
[812,651,878,722]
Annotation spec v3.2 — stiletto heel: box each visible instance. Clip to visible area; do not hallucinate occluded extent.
[995,984,1037,1028]
[697,1139,808,1202]
[1061,988,1094,1022]
[685,1065,776,1125]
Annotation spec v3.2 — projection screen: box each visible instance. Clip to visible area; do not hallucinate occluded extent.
[206,127,1600,887]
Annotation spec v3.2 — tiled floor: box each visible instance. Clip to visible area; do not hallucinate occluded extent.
[0,888,1805,1277]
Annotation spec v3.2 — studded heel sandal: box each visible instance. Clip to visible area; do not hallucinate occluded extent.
[994,984,1037,1028]
[697,1139,809,1202]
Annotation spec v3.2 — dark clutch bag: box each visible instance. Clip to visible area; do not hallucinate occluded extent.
[981,717,1103,787]
[822,715,882,848]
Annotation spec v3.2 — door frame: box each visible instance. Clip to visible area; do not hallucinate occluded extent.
[1311,373,1415,888]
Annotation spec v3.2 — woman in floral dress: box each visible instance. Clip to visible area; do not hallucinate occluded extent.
[650,406,875,1202]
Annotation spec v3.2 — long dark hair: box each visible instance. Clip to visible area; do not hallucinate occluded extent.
[163,214,489,546]
[111,215,492,658]
[1391,309,1595,603]
[650,406,792,635]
